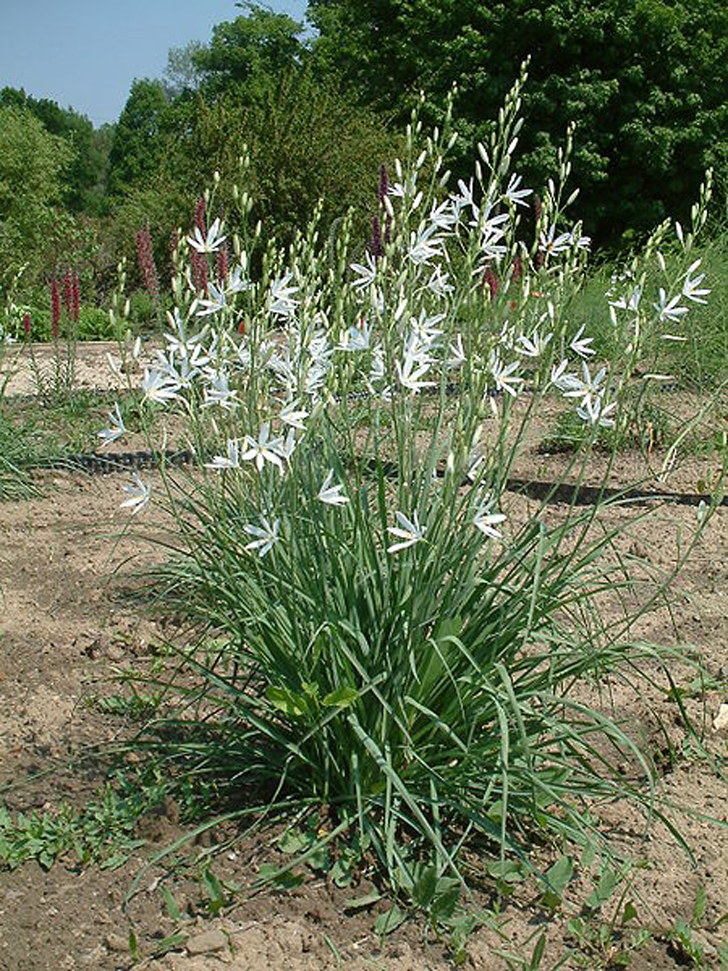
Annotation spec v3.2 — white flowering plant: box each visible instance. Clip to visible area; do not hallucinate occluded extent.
[109,66,724,895]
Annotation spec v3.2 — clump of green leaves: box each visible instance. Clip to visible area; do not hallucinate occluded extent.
[540,401,674,455]
[0,771,167,871]
[112,67,723,920]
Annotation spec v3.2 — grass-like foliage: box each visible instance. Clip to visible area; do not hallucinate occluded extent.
[569,222,728,393]
[0,401,43,502]
[105,66,725,896]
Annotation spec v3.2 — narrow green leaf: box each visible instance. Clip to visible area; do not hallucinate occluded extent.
[149,932,187,957]
[278,828,310,855]
[202,866,227,914]
[343,889,382,911]
[693,883,706,923]
[622,900,638,925]
[529,933,546,970]
[257,863,305,889]
[161,885,182,922]
[375,904,406,935]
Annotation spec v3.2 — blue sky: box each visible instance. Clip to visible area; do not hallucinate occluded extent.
[0,0,310,127]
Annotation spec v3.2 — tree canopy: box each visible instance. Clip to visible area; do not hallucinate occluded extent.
[308,0,728,244]
[0,87,108,213]
[0,104,74,281]
[192,5,306,99]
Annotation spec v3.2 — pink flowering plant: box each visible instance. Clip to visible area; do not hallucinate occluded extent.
[107,66,724,896]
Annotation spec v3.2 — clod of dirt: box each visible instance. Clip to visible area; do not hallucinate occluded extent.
[185,929,227,955]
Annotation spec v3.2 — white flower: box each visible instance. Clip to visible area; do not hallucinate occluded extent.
[609,285,643,313]
[387,510,426,553]
[654,288,689,325]
[268,272,299,319]
[407,224,445,266]
[560,361,608,408]
[428,198,459,231]
[317,470,349,506]
[164,309,207,360]
[396,351,436,393]
[187,218,226,254]
[367,347,388,393]
[516,329,552,358]
[244,516,280,558]
[608,285,643,327]
[467,449,486,482]
[448,333,466,368]
[225,264,253,295]
[303,361,329,398]
[503,173,532,208]
[350,252,377,290]
[425,265,454,298]
[277,428,298,465]
[196,282,229,317]
[279,400,308,430]
[339,316,373,352]
[454,178,479,222]
[142,368,180,404]
[410,310,445,347]
[551,360,584,395]
[569,229,591,251]
[202,372,239,411]
[106,353,122,378]
[569,324,595,358]
[477,206,509,260]
[489,353,522,397]
[97,403,125,448]
[241,423,284,472]
[389,174,417,199]
[205,439,240,470]
[539,226,572,256]
[120,474,151,515]
[473,497,506,540]
[577,395,617,428]
[682,261,710,304]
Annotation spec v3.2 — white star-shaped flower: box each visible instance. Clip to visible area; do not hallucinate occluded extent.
[317,470,349,507]
[387,511,426,553]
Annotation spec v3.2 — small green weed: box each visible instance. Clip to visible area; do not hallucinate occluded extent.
[0,768,169,871]
[94,690,163,720]
[540,402,674,455]
[663,885,728,969]
[0,409,43,500]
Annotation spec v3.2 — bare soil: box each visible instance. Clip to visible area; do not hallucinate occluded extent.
[0,345,726,970]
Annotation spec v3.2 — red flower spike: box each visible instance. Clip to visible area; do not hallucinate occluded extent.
[50,278,61,338]
[483,266,499,299]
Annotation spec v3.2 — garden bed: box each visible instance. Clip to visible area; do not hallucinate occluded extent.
[0,412,725,969]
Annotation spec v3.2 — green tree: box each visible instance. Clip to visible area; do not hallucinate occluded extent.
[107,79,173,196]
[0,87,109,213]
[0,105,73,283]
[192,3,306,100]
[163,40,206,96]
[309,0,728,245]
[168,69,402,247]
